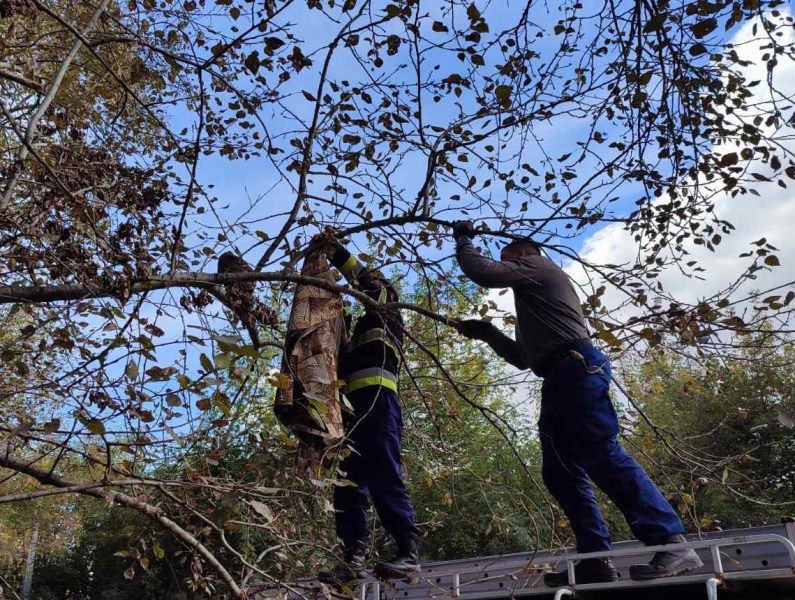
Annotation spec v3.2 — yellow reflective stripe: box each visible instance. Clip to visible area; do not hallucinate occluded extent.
[344,367,398,394]
[339,254,358,277]
[353,329,401,363]
[356,329,387,344]
[345,376,399,394]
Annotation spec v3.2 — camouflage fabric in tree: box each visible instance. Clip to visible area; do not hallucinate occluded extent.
[274,250,346,448]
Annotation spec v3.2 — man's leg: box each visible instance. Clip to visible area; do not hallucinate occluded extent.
[548,346,701,580]
[540,432,618,587]
[572,438,703,579]
[333,448,371,544]
[347,388,420,578]
[539,347,632,587]
[540,433,611,553]
[574,437,683,544]
[318,420,370,583]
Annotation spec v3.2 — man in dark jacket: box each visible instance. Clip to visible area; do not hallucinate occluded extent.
[314,236,421,584]
[451,221,702,585]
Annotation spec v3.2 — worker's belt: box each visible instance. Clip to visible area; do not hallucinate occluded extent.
[344,367,398,394]
[532,338,594,378]
[353,328,401,362]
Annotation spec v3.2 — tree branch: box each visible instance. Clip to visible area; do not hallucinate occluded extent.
[0,454,243,598]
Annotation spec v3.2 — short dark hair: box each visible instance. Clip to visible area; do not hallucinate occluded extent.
[504,238,541,256]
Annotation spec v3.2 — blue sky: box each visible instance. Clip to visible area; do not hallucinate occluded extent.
[42,1,795,446]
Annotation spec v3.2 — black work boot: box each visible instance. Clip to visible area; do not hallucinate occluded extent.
[317,540,367,585]
[629,534,704,580]
[544,557,618,588]
[373,530,421,580]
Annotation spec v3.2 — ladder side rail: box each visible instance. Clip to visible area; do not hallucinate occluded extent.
[402,533,795,599]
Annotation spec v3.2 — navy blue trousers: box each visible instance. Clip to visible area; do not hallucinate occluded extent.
[334,387,419,543]
[539,342,684,552]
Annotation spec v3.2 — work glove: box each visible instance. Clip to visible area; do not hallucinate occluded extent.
[451,220,476,241]
[309,229,340,255]
[454,318,496,340]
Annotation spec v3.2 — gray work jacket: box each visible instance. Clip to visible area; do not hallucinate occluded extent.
[456,237,589,369]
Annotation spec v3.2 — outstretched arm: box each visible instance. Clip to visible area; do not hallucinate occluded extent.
[455,319,529,370]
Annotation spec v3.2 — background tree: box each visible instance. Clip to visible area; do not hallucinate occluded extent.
[621,333,795,531]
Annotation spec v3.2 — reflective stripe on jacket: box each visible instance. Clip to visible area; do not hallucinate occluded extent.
[330,246,403,394]
[344,367,399,394]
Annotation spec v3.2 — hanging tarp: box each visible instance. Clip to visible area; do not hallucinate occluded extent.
[274,250,346,448]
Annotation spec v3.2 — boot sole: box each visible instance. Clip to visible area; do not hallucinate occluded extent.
[629,556,704,581]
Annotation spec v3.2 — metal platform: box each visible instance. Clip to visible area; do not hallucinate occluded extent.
[256,522,795,600]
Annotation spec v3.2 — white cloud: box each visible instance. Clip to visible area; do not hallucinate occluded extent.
[567,11,795,324]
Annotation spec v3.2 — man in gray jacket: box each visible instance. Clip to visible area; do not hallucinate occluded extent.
[451,221,702,586]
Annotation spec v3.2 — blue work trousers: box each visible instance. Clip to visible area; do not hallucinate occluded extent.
[539,342,684,552]
[334,387,419,543]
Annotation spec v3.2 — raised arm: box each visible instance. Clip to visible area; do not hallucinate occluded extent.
[327,243,395,304]
[456,237,543,289]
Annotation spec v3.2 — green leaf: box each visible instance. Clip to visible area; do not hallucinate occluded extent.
[269,372,292,389]
[596,329,620,346]
[232,344,260,359]
[200,353,213,372]
[384,3,400,17]
[86,419,106,435]
[125,361,138,381]
[214,353,233,369]
[153,542,165,560]
[244,52,260,74]
[691,18,717,39]
[495,84,512,104]
[43,418,61,433]
[719,152,738,167]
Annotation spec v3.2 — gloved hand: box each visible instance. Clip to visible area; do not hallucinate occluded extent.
[451,220,476,241]
[454,319,496,340]
[309,229,340,255]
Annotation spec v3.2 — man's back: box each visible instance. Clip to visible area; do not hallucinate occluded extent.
[455,238,587,368]
[509,254,588,367]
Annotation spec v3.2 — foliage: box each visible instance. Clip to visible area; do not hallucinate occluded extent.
[1,0,795,596]
[621,334,795,531]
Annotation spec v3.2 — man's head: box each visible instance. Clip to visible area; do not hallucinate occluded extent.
[500,239,542,262]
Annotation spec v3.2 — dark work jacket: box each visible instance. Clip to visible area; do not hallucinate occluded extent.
[456,237,588,371]
[330,246,402,395]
